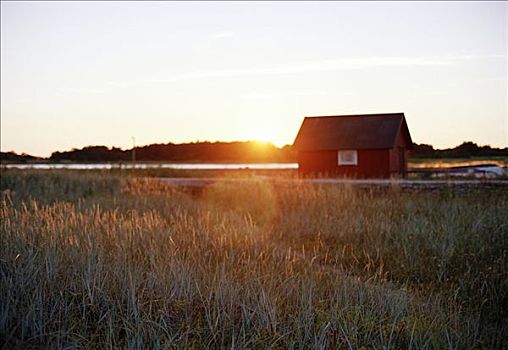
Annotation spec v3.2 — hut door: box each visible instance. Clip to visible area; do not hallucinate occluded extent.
[399,147,405,176]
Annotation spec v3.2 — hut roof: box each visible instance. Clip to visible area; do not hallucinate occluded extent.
[293,113,412,151]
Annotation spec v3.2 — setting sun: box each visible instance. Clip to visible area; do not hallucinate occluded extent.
[250,129,281,145]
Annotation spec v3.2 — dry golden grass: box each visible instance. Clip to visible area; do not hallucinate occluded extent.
[1,170,507,348]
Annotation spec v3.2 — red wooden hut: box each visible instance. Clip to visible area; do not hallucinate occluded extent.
[293,113,413,178]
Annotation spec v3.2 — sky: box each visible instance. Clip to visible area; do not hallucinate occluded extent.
[1,1,507,157]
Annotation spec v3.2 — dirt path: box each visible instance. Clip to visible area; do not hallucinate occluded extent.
[158,177,508,188]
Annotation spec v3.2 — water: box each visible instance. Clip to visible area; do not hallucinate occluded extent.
[2,163,299,170]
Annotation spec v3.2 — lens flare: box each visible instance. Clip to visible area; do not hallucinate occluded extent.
[199,174,280,246]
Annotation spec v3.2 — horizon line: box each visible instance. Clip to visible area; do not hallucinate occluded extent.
[1,140,507,159]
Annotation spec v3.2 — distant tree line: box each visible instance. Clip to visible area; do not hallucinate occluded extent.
[49,142,296,163]
[1,141,507,163]
[0,151,40,163]
[51,146,129,162]
[411,141,508,158]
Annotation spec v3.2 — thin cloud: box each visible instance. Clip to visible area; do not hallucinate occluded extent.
[110,54,505,88]
[160,56,450,83]
[212,31,234,39]
[55,87,105,96]
[241,90,332,100]
[194,31,234,50]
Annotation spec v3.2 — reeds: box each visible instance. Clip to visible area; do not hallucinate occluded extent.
[1,170,506,348]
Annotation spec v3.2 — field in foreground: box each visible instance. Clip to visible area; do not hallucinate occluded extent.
[1,170,507,349]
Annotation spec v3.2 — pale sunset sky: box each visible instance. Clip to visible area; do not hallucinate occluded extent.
[1,1,507,157]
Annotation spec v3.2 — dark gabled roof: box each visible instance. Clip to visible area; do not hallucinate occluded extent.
[293,113,412,151]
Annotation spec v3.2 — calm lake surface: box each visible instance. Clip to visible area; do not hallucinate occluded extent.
[3,161,505,171]
[2,163,299,170]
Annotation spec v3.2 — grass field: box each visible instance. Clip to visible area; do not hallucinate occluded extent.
[1,170,507,348]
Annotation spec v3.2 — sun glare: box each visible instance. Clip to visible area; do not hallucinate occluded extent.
[250,129,279,145]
